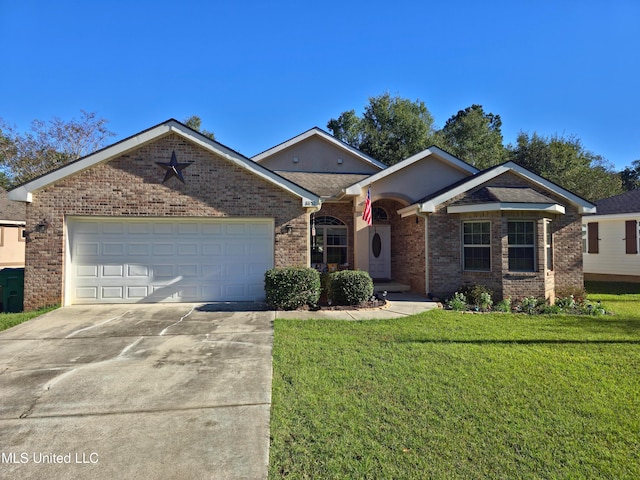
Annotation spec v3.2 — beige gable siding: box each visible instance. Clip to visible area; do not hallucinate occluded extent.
[584,217,640,276]
[257,136,380,174]
[371,156,471,203]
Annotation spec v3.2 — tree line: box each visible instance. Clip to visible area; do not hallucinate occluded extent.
[1,100,638,201]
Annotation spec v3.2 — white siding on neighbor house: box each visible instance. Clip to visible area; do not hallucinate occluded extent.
[583,216,640,276]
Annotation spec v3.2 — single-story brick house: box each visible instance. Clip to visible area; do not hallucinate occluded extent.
[9,119,595,310]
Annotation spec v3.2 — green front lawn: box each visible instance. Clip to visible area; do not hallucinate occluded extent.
[0,305,59,332]
[269,289,640,478]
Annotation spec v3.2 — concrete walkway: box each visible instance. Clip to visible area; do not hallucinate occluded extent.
[275,292,441,320]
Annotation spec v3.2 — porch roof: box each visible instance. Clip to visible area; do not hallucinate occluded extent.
[447,187,565,214]
[275,171,370,198]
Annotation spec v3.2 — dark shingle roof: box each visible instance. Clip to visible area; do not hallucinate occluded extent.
[274,171,370,198]
[0,188,25,222]
[450,187,558,207]
[595,190,640,215]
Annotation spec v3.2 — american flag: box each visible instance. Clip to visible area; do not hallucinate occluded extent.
[362,187,372,226]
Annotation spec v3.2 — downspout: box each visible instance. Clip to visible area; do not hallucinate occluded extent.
[417,211,430,297]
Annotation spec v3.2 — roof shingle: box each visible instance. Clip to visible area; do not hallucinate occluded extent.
[595,190,640,215]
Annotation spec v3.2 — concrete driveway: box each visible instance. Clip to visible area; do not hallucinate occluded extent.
[0,304,274,480]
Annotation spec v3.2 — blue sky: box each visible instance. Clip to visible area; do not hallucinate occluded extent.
[1,1,639,169]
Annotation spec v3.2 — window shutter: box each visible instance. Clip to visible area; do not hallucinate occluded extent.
[587,223,599,254]
[625,220,638,254]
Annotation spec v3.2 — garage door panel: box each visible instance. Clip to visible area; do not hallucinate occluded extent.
[103,243,125,256]
[68,218,274,304]
[152,244,174,256]
[178,223,199,234]
[202,243,223,255]
[103,265,124,277]
[76,265,98,277]
[103,223,124,234]
[102,286,124,299]
[177,243,198,255]
[153,223,174,234]
[153,265,176,277]
[128,286,149,299]
[128,243,150,256]
[177,265,198,277]
[128,223,150,234]
[77,243,99,256]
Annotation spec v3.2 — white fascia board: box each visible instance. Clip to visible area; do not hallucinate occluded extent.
[584,212,640,221]
[503,162,595,214]
[417,162,595,214]
[8,120,321,208]
[398,204,420,218]
[8,123,175,202]
[344,146,478,196]
[167,124,321,208]
[417,164,511,212]
[0,220,25,226]
[252,128,386,170]
[447,202,566,214]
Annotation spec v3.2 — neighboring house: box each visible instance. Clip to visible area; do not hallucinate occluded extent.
[0,188,26,269]
[8,120,595,311]
[583,190,640,282]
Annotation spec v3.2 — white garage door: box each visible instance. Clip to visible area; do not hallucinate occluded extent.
[66,217,274,304]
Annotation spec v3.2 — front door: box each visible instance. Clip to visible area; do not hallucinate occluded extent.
[369,225,391,280]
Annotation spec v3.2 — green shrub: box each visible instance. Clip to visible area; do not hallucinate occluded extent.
[328,270,373,306]
[264,267,321,310]
[447,292,467,311]
[478,291,493,312]
[540,303,562,315]
[460,284,493,310]
[494,297,512,313]
[517,296,543,314]
[556,286,588,304]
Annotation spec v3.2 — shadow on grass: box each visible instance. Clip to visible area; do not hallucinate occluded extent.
[397,338,640,345]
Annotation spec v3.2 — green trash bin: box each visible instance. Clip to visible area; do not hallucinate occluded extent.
[0,268,24,313]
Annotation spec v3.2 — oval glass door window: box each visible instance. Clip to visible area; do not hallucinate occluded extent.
[372,233,382,258]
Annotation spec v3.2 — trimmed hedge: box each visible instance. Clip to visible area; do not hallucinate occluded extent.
[329,270,374,306]
[264,267,321,310]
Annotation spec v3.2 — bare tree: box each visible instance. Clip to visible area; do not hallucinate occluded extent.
[0,110,115,185]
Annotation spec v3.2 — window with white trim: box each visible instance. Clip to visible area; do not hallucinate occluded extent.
[311,216,348,265]
[463,221,491,271]
[508,221,535,271]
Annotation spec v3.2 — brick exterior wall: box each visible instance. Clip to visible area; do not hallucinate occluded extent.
[23,133,309,310]
[427,171,584,301]
[373,199,426,293]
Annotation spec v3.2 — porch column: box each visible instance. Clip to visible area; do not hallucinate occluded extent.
[353,195,370,272]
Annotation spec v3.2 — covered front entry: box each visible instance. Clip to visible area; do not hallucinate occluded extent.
[66,217,274,304]
[369,225,391,279]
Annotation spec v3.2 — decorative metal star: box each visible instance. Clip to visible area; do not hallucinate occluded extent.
[156,151,191,184]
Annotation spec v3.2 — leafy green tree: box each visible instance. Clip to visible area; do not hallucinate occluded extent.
[327,93,438,166]
[440,104,507,169]
[183,115,215,140]
[508,132,623,202]
[0,111,115,185]
[620,160,640,190]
